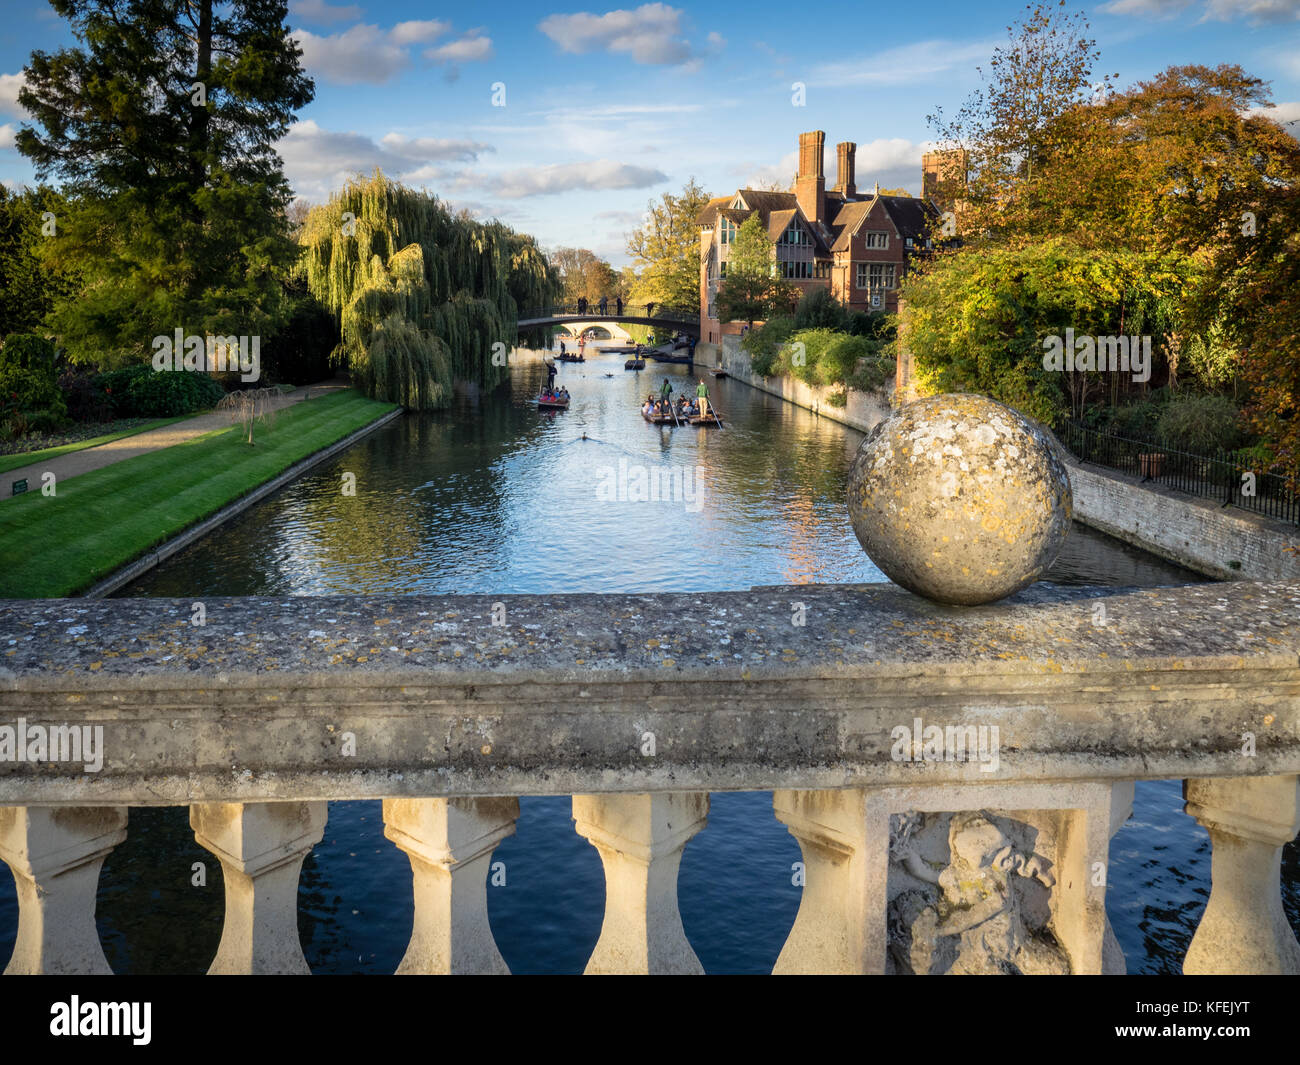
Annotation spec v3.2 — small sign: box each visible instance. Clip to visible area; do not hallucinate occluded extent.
[870,292,883,308]
[11,479,27,496]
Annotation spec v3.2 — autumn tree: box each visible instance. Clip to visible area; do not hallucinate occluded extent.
[926,1,1113,240]
[626,178,712,313]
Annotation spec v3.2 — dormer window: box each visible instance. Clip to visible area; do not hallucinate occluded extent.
[864,231,889,249]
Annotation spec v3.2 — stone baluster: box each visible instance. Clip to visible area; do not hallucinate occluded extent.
[572,792,709,974]
[382,797,518,974]
[772,788,878,974]
[191,801,326,975]
[1183,773,1300,975]
[0,805,128,975]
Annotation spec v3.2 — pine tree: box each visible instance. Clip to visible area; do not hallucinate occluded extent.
[17,0,313,365]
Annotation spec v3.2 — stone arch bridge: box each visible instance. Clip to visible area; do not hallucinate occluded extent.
[517,305,700,339]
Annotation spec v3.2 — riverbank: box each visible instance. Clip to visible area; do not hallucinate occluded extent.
[706,336,1299,581]
[0,389,399,598]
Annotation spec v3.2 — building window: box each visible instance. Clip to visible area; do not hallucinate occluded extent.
[720,218,737,244]
[814,261,830,279]
[856,263,897,289]
[778,260,811,279]
[864,231,889,249]
[719,261,726,278]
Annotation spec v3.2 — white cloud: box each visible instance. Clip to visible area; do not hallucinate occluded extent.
[293,20,463,83]
[1247,100,1300,131]
[279,120,493,201]
[389,19,450,45]
[0,123,16,149]
[1103,0,1299,18]
[1100,0,1193,16]
[293,25,411,84]
[807,39,997,87]
[741,149,797,189]
[538,4,717,66]
[0,72,27,116]
[739,139,931,196]
[425,33,494,63]
[492,159,667,198]
[288,0,362,23]
[1203,0,1300,20]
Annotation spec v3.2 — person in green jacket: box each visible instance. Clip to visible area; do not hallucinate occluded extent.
[660,377,672,400]
[695,378,709,418]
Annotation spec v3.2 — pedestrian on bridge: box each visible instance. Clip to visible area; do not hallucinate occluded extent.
[616,296,623,316]
[646,302,655,317]
[598,295,608,315]
[577,296,588,314]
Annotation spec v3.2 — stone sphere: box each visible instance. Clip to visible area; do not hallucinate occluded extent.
[847,393,1072,605]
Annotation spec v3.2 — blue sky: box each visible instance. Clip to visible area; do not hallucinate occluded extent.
[2,0,1298,265]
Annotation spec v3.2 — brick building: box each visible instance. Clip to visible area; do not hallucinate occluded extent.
[698,131,949,344]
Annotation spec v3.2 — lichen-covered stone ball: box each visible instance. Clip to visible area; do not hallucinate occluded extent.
[847,393,1072,605]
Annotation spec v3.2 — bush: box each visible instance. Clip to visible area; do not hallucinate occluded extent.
[741,316,794,376]
[1155,393,1246,453]
[0,333,67,427]
[0,333,57,373]
[94,364,226,418]
[59,367,114,422]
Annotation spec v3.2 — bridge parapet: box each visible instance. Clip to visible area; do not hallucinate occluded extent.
[1,580,1297,973]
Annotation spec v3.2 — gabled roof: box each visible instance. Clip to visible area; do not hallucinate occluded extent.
[825,194,940,252]
[695,196,732,226]
[828,200,873,252]
[766,208,797,242]
[877,195,939,241]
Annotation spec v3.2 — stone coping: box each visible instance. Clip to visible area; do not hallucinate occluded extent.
[0,581,1296,802]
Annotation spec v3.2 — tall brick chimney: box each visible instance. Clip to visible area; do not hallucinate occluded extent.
[834,141,856,197]
[795,130,825,225]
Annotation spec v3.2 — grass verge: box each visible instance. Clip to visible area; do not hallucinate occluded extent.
[0,414,203,476]
[0,390,398,597]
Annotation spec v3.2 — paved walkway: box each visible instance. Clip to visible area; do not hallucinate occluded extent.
[2,381,349,499]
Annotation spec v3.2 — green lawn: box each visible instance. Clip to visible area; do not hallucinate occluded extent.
[0,390,398,597]
[0,414,202,475]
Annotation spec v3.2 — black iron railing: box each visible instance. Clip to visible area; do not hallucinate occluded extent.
[1059,421,1298,526]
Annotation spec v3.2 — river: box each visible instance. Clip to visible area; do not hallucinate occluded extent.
[2,346,1295,973]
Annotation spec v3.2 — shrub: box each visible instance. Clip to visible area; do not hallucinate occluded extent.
[0,334,67,427]
[94,364,225,418]
[1155,394,1246,453]
[260,286,339,385]
[0,333,57,373]
[741,316,794,376]
[59,367,114,422]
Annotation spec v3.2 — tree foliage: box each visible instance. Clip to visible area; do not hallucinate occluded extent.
[926,1,1112,239]
[300,171,560,409]
[715,215,797,326]
[0,185,79,337]
[626,178,711,314]
[550,247,622,305]
[900,239,1193,424]
[16,0,313,364]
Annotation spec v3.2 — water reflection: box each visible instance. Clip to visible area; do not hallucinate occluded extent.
[3,348,1274,974]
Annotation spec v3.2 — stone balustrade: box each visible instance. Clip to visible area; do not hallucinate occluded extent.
[1,580,1297,974]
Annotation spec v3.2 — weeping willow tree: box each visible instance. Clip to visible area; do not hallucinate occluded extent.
[300,171,559,408]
